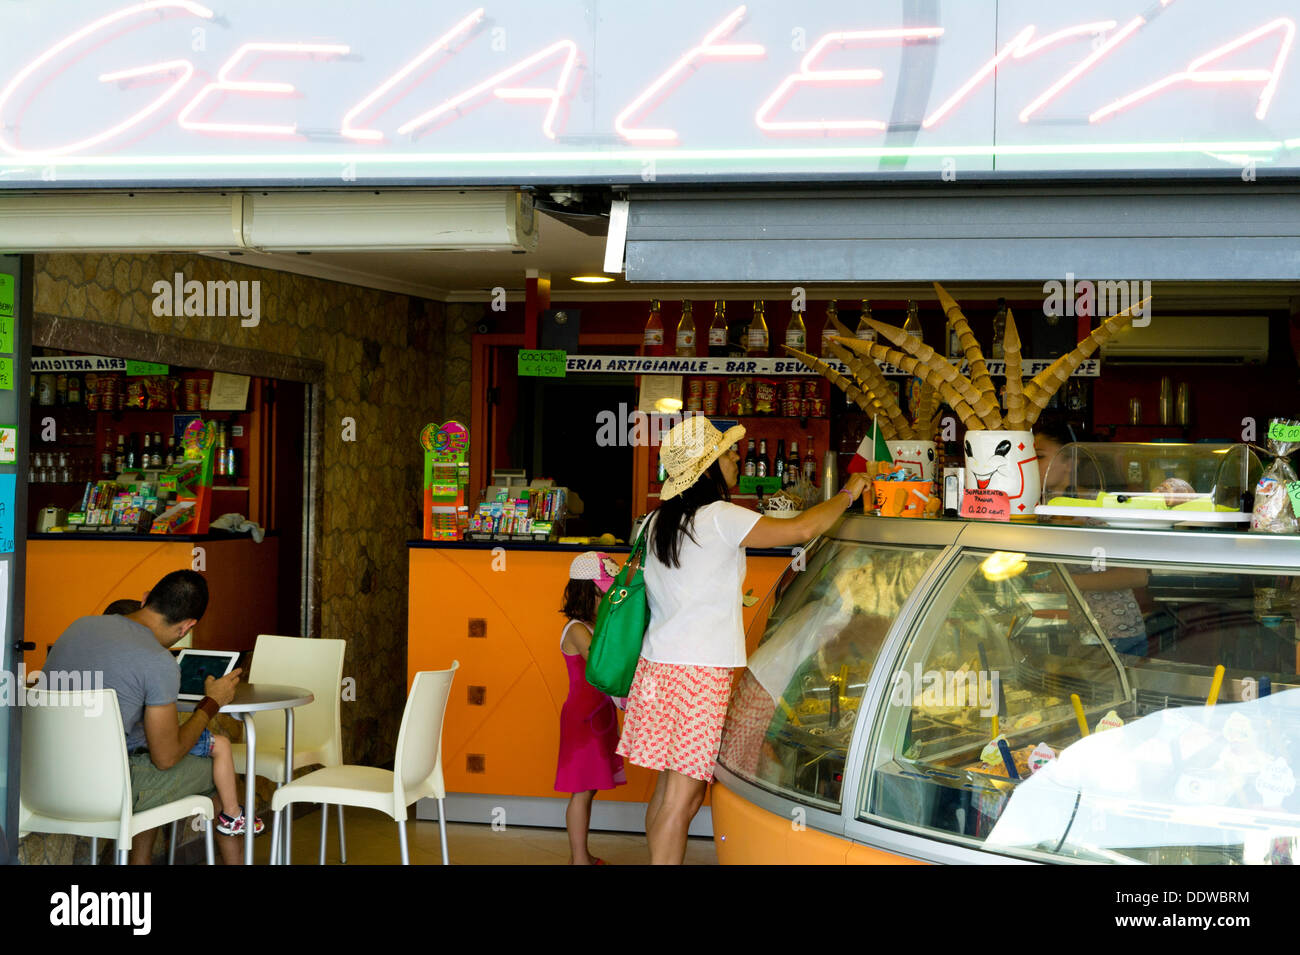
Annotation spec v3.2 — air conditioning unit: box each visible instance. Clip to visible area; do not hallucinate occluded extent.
[0,190,538,253]
[1100,315,1269,364]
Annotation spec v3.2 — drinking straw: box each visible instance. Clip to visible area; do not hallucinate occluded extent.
[1206,665,1226,706]
[1071,693,1090,737]
[997,738,1020,780]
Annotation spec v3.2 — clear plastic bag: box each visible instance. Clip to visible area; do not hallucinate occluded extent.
[1251,418,1300,533]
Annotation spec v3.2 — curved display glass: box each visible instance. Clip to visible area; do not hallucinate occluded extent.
[718,540,940,809]
[863,550,1300,864]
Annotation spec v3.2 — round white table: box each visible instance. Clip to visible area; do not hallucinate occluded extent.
[181,682,314,865]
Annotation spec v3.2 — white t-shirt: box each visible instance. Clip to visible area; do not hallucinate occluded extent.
[642,500,762,668]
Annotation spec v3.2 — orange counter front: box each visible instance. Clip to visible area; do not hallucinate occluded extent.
[407,542,794,808]
[25,535,280,671]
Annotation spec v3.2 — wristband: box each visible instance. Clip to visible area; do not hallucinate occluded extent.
[839,486,855,501]
[197,696,219,719]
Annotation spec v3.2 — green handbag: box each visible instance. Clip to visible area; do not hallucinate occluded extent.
[585,522,651,697]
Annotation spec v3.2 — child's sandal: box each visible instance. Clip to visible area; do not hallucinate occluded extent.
[216,807,265,836]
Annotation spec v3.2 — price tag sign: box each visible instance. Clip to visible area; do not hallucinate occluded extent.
[0,427,14,465]
[0,273,12,319]
[0,357,11,391]
[1286,481,1300,518]
[738,475,783,494]
[960,489,1010,521]
[126,360,169,376]
[0,315,12,354]
[1269,422,1300,443]
[517,349,567,378]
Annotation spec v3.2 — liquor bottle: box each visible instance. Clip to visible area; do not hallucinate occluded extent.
[115,434,126,473]
[67,375,81,404]
[788,440,801,482]
[675,301,696,357]
[774,438,787,485]
[902,300,922,340]
[656,459,667,483]
[803,436,817,485]
[743,439,758,478]
[707,301,728,357]
[151,433,163,468]
[746,301,769,356]
[125,434,136,470]
[141,434,152,469]
[643,299,665,356]
[784,308,806,352]
[757,439,770,478]
[855,300,876,344]
[820,300,840,357]
[990,297,1008,360]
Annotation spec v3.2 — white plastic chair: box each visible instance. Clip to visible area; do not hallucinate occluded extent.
[20,688,215,865]
[270,663,457,865]
[230,634,346,863]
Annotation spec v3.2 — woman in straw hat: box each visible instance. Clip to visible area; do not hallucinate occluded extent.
[618,415,870,863]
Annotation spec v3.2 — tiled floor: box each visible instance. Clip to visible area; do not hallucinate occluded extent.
[253,807,718,865]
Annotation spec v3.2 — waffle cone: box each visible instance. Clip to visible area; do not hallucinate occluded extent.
[1003,309,1026,429]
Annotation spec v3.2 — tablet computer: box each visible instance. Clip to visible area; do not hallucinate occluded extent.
[176,649,240,702]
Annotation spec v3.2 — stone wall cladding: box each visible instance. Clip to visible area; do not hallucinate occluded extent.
[33,252,444,773]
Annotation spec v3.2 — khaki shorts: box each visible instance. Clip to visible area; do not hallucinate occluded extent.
[129,753,216,813]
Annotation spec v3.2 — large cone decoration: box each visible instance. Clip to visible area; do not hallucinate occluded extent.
[790,284,1145,437]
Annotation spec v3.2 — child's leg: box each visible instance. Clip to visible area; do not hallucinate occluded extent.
[565,790,597,864]
[208,734,241,818]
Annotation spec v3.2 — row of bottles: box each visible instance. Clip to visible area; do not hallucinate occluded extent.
[643,298,1011,360]
[742,436,818,487]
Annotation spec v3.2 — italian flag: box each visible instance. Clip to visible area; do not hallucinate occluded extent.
[847,418,893,475]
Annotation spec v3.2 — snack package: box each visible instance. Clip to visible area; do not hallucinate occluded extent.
[754,379,776,414]
[1251,418,1300,533]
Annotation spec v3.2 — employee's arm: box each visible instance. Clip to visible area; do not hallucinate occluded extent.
[141,669,242,770]
[742,473,871,549]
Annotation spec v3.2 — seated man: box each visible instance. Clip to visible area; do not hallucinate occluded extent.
[45,570,243,865]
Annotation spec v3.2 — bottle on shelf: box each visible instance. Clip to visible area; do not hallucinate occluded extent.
[656,459,667,484]
[151,432,163,468]
[902,300,922,340]
[784,307,806,352]
[746,301,769,356]
[707,301,728,357]
[675,300,696,357]
[774,438,787,485]
[124,434,136,470]
[67,375,81,405]
[855,300,876,344]
[141,433,152,469]
[820,300,841,357]
[788,440,801,482]
[803,436,817,486]
[990,297,1008,360]
[643,299,665,356]
[757,439,770,478]
[743,439,758,478]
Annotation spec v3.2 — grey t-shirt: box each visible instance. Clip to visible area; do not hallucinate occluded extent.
[45,615,180,752]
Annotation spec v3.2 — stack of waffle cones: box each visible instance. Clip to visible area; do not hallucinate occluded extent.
[787,282,1148,433]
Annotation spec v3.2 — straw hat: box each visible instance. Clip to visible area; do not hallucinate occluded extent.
[658,416,746,502]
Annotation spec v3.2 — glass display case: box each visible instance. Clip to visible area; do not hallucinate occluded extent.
[716,515,1300,865]
[1035,442,1262,528]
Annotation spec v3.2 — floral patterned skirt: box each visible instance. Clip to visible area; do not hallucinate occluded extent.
[615,657,734,782]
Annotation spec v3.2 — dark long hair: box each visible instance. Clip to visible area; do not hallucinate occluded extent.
[650,460,731,569]
[560,579,600,624]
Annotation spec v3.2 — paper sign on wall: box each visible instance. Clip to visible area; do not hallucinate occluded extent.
[0,426,15,464]
[0,357,12,391]
[209,372,250,410]
[0,273,12,319]
[0,316,12,354]
[0,474,14,553]
[960,490,1010,521]
[518,350,567,378]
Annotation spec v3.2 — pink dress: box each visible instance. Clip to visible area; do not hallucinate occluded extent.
[555,620,627,793]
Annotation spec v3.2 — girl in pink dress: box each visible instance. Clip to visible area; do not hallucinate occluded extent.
[556,551,626,865]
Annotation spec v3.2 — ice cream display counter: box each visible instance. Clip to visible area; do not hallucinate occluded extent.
[714,515,1300,865]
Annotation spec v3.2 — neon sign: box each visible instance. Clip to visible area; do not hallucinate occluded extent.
[0,0,1299,186]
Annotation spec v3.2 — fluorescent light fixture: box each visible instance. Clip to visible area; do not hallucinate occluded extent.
[572,275,615,283]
